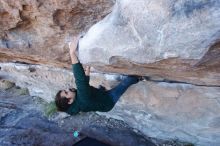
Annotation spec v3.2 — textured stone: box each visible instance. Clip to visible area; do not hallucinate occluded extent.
[0,82,170,146]
[1,0,219,86]
[79,0,220,86]
[0,85,75,146]
[99,81,220,146]
[0,79,15,90]
[1,62,220,145]
[0,62,75,101]
[0,0,115,67]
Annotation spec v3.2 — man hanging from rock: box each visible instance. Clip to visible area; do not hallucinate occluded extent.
[55,36,142,115]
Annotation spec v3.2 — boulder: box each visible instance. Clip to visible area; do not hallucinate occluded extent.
[79,0,220,86]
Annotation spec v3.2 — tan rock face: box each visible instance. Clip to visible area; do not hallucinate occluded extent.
[0,0,115,67]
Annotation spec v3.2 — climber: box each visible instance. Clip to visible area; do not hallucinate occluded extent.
[55,36,142,115]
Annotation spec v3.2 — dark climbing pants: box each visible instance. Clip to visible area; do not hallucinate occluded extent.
[107,76,138,103]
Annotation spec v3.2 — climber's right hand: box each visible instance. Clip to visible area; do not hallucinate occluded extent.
[69,36,80,57]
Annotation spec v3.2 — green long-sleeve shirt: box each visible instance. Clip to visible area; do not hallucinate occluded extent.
[66,62,115,115]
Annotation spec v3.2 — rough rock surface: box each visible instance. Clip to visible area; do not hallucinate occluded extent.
[1,62,219,146]
[0,0,115,68]
[0,80,181,146]
[1,0,219,86]
[0,82,75,146]
[79,0,220,86]
[0,62,75,101]
[100,82,220,146]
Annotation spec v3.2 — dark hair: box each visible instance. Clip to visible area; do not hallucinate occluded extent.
[55,90,72,111]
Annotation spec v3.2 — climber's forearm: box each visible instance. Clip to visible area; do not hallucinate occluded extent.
[69,36,80,64]
[71,54,79,64]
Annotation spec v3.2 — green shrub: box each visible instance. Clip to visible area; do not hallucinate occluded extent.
[44,101,57,117]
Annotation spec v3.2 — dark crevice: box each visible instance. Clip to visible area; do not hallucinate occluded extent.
[28,41,31,48]
[0,125,26,130]
[13,61,33,65]
[143,76,220,87]
[1,38,10,48]
[28,67,36,72]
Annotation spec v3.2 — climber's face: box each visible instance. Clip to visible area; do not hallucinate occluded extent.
[60,88,76,104]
